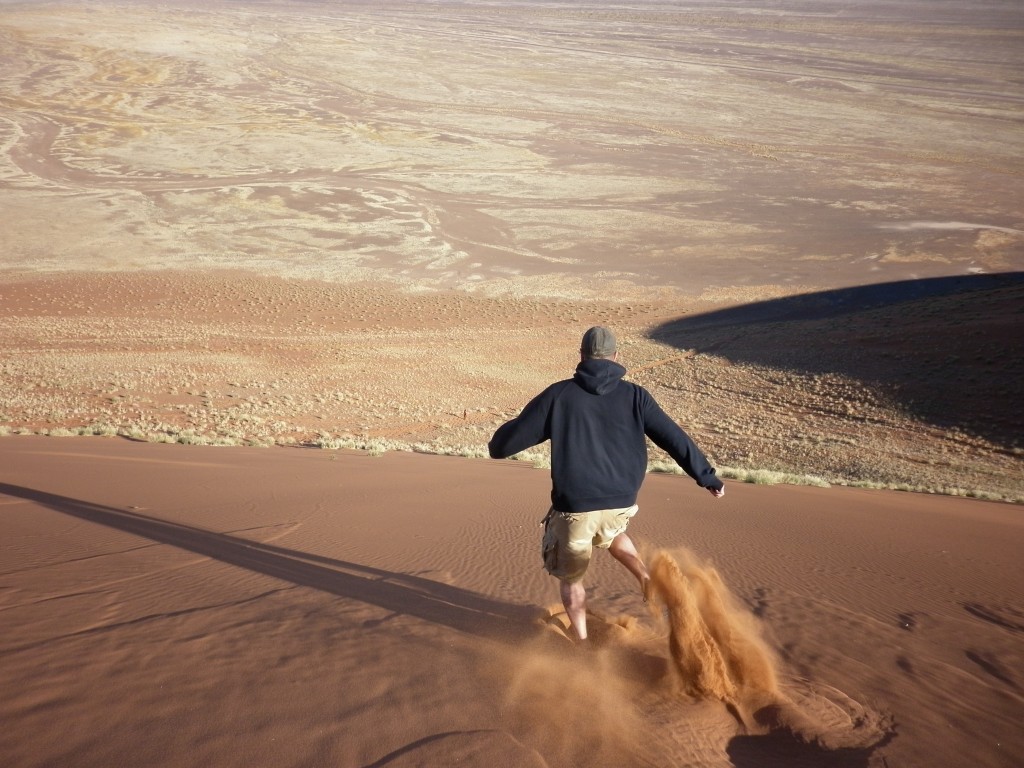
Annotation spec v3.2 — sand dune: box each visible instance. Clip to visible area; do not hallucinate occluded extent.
[2,2,1023,765]
[1,437,1021,767]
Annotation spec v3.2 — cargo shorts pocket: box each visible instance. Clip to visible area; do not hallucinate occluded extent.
[542,531,558,572]
[540,511,558,571]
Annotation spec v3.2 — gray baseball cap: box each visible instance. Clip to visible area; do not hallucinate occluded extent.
[580,326,617,358]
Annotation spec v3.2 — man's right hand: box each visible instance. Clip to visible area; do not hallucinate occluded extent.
[708,486,725,498]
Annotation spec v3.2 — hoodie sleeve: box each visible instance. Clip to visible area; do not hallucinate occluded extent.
[641,391,723,490]
[488,385,559,459]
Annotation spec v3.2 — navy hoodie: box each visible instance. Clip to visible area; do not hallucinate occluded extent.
[488,358,722,512]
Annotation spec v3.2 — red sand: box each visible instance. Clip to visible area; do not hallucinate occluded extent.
[2,3,1022,765]
[1,436,1020,767]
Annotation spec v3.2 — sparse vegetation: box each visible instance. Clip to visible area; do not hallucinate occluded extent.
[0,272,1020,504]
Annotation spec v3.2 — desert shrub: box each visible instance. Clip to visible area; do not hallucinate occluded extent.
[508,448,551,469]
[312,433,404,455]
[174,430,213,446]
[86,423,120,436]
[412,443,490,459]
[650,460,830,488]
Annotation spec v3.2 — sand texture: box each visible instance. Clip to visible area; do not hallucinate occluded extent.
[2,437,1022,767]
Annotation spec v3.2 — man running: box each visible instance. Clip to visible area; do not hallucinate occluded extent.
[488,326,725,642]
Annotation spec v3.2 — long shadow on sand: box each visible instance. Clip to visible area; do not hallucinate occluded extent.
[0,483,537,642]
[650,272,1024,447]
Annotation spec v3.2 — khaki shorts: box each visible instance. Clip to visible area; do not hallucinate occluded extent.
[541,505,639,583]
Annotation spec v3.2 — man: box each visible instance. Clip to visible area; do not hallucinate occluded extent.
[488,326,725,642]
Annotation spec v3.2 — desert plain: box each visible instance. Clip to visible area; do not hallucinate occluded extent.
[1,1,1023,767]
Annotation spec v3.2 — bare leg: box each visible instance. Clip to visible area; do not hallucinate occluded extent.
[559,579,588,641]
[609,532,652,600]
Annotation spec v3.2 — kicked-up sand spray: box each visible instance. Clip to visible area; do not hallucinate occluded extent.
[649,548,891,750]
[498,548,890,765]
[650,549,778,710]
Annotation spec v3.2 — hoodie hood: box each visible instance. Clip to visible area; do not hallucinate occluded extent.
[574,358,627,395]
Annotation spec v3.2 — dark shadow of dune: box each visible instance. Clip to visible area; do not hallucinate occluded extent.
[0,483,537,646]
[650,273,1024,447]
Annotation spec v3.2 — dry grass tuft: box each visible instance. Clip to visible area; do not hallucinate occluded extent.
[1,272,1020,504]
